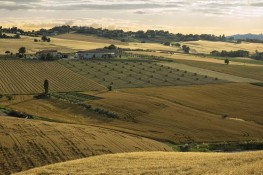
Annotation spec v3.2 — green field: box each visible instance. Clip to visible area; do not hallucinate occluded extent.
[59,60,226,89]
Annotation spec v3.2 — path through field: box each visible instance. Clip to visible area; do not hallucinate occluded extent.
[159,62,262,83]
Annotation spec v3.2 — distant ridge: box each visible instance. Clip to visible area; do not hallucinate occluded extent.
[230,34,263,41]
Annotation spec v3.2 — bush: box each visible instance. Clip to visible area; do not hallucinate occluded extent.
[107,85,112,91]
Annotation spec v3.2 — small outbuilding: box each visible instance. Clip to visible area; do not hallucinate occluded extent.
[75,49,115,59]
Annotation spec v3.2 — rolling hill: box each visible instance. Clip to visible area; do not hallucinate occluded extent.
[0,116,171,175]
[0,60,105,94]
[14,151,263,175]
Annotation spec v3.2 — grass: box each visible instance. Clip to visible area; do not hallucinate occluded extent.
[0,116,171,175]
[14,151,263,175]
[0,60,105,94]
[59,60,226,89]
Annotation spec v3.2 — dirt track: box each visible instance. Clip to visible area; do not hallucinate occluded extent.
[159,62,262,83]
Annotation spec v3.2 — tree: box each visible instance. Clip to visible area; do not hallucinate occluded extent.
[107,44,117,50]
[18,47,26,56]
[224,58,230,65]
[44,80,49,94]
[34,39,38,42]
[182,45,190,53]
[5,50,10,55]
[41,36,48,42]
[164,42,171,46]
[47,38,51,42]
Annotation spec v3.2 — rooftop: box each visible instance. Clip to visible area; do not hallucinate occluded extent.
[76,49,115,54]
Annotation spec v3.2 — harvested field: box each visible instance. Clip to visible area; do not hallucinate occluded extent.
[159,62,261,83]
[15,151,263,175]
[123,83,263,125]
[131,51,263,67]
[181,40,263,54]
[0,60,105,94]
[3,84,263,143]
[59,60,226,89]
[173,60,263,82]
[0,116,171,175]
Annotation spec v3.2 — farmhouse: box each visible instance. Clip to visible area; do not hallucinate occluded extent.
[36,49,59,59]
[75,49,115,59]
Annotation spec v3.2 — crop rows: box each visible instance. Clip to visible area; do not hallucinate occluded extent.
[0,117,170,174]
[0,60,105,94]
[60,60,226,89]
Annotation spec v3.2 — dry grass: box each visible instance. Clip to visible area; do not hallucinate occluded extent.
[172,59,263,82]
[181,40,263,54]
[158,62,261,82]
[14,151,263,175]
[3,83,263,143]
[0,116,171,175]
[0,60,105,94]
[123,83,263,125]
[131,51,263,67]
[0,34,177,55]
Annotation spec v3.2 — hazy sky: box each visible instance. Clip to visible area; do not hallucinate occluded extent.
[0,0,262,35]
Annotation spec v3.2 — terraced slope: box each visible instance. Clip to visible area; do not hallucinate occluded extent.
[0,60,105,94]
[0,116,171,175]
[15,151,263,175]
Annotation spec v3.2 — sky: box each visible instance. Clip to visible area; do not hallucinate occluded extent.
[0,0,262,35]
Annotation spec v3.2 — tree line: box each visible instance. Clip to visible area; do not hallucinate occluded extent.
[210,50,249,57]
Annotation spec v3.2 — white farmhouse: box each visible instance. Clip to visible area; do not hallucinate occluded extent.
[75,49,115,59]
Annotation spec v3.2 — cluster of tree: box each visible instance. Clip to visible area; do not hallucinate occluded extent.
[182,45,190,53]
[210,50,249,57]
[34,36,51,42]
[39,53,56,61]
[1,26,38,37]
[4,47,26,58]
[104,44,118,50]
[75,27,228,43]
[0,28,21,39]
[251,51,263,60]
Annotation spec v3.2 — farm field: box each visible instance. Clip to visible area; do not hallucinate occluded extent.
[173,60,263,82]
[2,83,263,143]
[123,83,263,125]
[131,51,263,67]
[180,40,263,54]
[59,60,226,89]
[15,151,263,175]
[159,62,261,83]
[0,34,178,55]
[0,60,105,94]
[0,116,171,175]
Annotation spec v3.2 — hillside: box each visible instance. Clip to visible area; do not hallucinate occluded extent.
[14,151,263,175]
[0,116,171,175]
[0,60,105,94]
[2,83,263,143]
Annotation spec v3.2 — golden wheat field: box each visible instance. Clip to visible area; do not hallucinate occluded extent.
[0,34,177,55]
[14,151,263,175]
[0,116,171,175]
[181,40,263,54]
[173,59,263,82]
[131,51,263,67]
[2,83,263,143]
[0,60,105,94]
